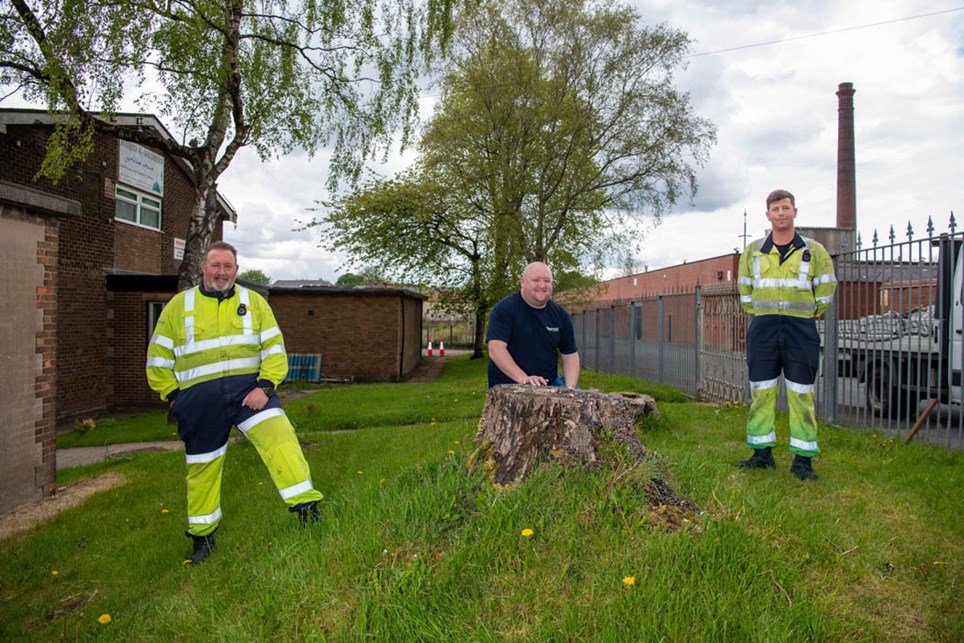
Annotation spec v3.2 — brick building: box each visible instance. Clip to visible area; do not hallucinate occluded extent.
[269,286,424,380]
[0,109,234,511]
[561,253,743,313]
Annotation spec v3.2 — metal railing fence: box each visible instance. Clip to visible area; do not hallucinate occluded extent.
[572,219,964,450]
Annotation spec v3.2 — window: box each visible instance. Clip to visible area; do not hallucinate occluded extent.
[147,301,166,344]
[116,186,162,230]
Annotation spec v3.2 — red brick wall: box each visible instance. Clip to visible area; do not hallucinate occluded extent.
[270,291,424,380]
[561,254,742,313]
[0,120,217,421]
[108,291,173,410]
[0,206,58,511]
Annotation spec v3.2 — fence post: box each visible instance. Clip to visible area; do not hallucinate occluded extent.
[610,304,616,374]
[695,286,702,400]
[822,256,840,424]
[658,295,665,383]
[629,300,637,378]
[594,307,601,372]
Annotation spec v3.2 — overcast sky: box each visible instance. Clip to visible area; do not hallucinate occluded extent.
[213,1,964,282]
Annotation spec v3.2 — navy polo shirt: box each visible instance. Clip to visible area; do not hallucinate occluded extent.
[486,292,577,387]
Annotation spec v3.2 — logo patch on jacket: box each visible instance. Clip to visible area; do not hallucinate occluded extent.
[546,326,559,333]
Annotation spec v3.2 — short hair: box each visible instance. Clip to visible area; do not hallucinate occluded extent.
[203,240,238,261]
[766,189,795,208]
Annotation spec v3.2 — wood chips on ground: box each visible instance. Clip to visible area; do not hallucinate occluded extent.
[0,472,127,540]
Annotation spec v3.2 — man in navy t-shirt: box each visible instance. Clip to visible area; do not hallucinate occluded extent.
[486,262,580,388]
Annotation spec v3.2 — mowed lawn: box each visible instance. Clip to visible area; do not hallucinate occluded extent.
[2,355,961,641]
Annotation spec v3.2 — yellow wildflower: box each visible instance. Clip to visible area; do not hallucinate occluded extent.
[521,528,534,538]
[454,440,460,444]
[98,614,112,624]
[622,576,636,586]
[448,450,455,455]
[161,509,169,514]
[51,570,58,576]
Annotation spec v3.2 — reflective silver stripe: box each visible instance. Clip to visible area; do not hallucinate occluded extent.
[753,255,762,280]
[750,377,780,391]
[737,276,754,286]
[754,278,812,290]
[798,237,811,281]
[237,407,286,434]
[785,379,815,394]
[748,432,777,445]
[813,273,837,285]
[751,300,815,312]
[147,356,175,369]
[816,295,834,304]
[188,507,222,525]
[261,326,282,342]
[174,333,261,357]
[184,288,196,344]
[151,333,174,349]
[740,295,752,304]
[185,443,228,465]
[279,479,315,500]
[790,437,819,452]
[238,287,253,335]
[175,357,261,383]
[261,345,285,361]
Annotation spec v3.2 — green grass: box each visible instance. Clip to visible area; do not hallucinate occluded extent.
[7,355,963,640]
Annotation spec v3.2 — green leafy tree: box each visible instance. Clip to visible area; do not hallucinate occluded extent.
[335,273,365,288]
[238,268,271,285]
[317,0,713,355]
[1,0,455,289]
[421,0,716,278]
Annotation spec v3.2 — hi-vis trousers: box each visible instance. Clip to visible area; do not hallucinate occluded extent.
[171,374,323,536]
[745,315,821,457]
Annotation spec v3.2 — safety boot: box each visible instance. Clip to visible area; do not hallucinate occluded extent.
[290,500,322,528]
[186,530,217,564]
[790,455,818,481]
[737,446,775,469]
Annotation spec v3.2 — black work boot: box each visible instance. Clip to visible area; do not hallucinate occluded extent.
[790,455,818,481]
[738,446,776,469]
[186,530,217,564]
[290,500,322,528]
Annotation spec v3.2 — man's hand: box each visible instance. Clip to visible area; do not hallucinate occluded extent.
[519,374,549,386]
[242,387,269,411]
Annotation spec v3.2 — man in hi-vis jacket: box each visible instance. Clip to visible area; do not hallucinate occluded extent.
[147,241,322,563]
[737,189,837,481]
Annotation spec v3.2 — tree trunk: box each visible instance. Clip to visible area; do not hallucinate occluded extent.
[473,385,657,484]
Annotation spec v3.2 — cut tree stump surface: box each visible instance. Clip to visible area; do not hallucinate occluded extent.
[474,385,658,484]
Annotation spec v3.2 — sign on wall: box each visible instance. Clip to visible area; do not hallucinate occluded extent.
[118,140,165,196]
[174,238,185,260]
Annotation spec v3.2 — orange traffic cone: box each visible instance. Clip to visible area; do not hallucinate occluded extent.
[439,340,445,356]
[427,339,433,356]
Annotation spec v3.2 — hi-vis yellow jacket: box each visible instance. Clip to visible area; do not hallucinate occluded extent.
[738,234,837,319]
[146,285,287,401]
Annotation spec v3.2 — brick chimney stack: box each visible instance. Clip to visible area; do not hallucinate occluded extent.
[836,82,856,230]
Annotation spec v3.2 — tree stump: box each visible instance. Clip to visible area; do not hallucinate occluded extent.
[473,385,658,485]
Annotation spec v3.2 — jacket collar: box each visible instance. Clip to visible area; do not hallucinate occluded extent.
[760,232,805,254]
[198,282,236,301]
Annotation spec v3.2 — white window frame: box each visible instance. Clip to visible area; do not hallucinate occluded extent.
[115,185,162,230]
[147,301,166,345]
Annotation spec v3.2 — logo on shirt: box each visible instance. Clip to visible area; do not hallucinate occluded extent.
[546,326,559,333]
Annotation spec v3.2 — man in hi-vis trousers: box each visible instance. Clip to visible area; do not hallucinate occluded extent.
[147,241,323,563]
[737,189,837,481]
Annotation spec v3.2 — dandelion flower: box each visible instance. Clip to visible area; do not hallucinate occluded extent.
[454,440,460,444]
[521,528,534,538]
[161,509,169,514]
[357,470,363,475]
[448,450,455,455]
[622,576,636,586]
[98,614,112,624]
[51,570,58,576]
[183,559,192,565]
[379,479,385,484]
